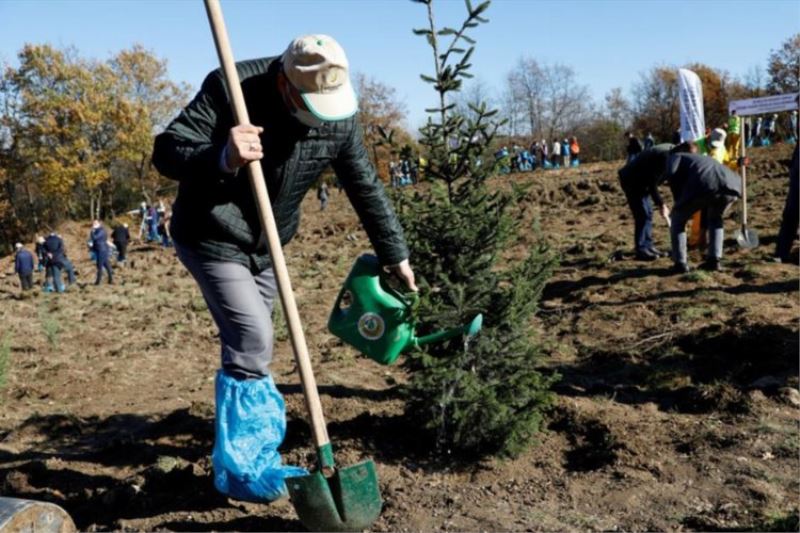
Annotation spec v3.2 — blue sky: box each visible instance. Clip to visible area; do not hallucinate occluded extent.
[1,0,798,129]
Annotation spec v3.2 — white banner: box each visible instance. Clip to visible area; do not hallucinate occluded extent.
[728,93,800,116]
[678,68,705,142]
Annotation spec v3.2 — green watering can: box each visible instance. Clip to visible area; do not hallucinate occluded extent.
[328,255,483,365]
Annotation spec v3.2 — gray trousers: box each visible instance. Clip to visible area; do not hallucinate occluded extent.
[175,242,277,379]
[670,194,737,265]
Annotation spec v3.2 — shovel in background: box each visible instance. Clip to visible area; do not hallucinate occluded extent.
[204,1,381,530]
[736,119,759,249]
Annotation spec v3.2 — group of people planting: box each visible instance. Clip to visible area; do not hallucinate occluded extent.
[11,206,167,292]
[618,121,799,272]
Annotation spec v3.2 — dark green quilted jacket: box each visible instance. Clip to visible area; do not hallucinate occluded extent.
[152,56,408,272]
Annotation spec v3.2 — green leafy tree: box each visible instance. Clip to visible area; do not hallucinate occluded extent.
[396,0,558,458]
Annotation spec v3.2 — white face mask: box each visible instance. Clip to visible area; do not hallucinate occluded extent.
[291,107,325,129]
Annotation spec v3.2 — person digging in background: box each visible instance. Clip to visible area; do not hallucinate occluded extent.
[617,143,676,261]
[625,131,643,163]
[152,34,416,503]
[14,243,35,291]
[662,153,742,273]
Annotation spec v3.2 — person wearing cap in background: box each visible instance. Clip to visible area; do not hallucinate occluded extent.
[14,243,35,291]
[707,127,730,166]
[90,220,113,285]
[152,34,416,503]
[34,236,46,272]
[663,153,742,273]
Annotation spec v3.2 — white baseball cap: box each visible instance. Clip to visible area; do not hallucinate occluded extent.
[281,35,358,121]
[709,128,726,149]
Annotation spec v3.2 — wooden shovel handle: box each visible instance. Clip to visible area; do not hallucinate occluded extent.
[204,0,330,451]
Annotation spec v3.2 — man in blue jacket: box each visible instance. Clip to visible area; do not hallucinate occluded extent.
[152,35,417,503]
[14,243,35,291]
[90,220,113,285]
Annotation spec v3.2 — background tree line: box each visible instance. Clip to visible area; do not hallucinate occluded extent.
[0,44,189,251]
[1,33,797,254]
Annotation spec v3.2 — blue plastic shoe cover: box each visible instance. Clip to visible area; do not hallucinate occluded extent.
[212,369,307,502]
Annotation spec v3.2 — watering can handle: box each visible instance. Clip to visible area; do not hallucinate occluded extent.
[204,0,333,468]
[379,267,419,308]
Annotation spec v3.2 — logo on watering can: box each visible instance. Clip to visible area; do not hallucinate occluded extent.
[357,312,385,340]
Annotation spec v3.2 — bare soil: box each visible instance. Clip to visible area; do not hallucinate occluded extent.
[1,143,797,532]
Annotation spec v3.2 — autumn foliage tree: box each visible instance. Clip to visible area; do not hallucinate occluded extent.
[355,73,416,181]
[0,44,188,252]
[767,33,800,94]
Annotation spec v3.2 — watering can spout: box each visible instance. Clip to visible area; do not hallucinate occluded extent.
[413,313,483,348]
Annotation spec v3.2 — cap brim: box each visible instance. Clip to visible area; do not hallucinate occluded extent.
[300,76,358,121]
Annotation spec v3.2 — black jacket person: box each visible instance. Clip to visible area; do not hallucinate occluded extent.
[618,143,674,259]
[151,35,416,504]
[664,153,742,272]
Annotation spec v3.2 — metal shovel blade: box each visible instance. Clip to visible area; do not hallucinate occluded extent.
[287,460,382,532]
[736,228,760,249]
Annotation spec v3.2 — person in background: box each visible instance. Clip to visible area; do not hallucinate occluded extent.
[569,136,580,167]
[774,143,799,263]
[552,138,561,167]
[707,128,729,165]
[317,181,329,210]
[138,201,148,240]
[540,139,548,168]
[752,116,763,147]
[90,220,113,285]
[151,34,416,503]
[147,204,160,242]
[663,153,742,273]
[644,132,655,150]
[727,110,741,161]
[617,143,676,261]
[561,138,570,168]
[763,114,777,145]
[158,213,172,248]
[34,236,46,272]
[112,223,130,265]
[789,111,798,144]
[43,232,68,292]
[14,243,35,291]
[671,129,682,145]
[626,131,643,163]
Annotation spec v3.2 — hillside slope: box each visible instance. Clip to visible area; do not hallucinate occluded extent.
[0,143,797,531]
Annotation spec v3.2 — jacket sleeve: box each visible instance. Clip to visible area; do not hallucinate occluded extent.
[332,121,409,266]
[152,71,232,183]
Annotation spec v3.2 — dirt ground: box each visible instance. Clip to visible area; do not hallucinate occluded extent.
[0,143,797,532]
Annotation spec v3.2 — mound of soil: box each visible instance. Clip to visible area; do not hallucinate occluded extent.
[0,143,797,531]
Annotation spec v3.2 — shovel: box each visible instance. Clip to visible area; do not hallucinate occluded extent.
[204,1,381,531]
[736,120,759,249]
